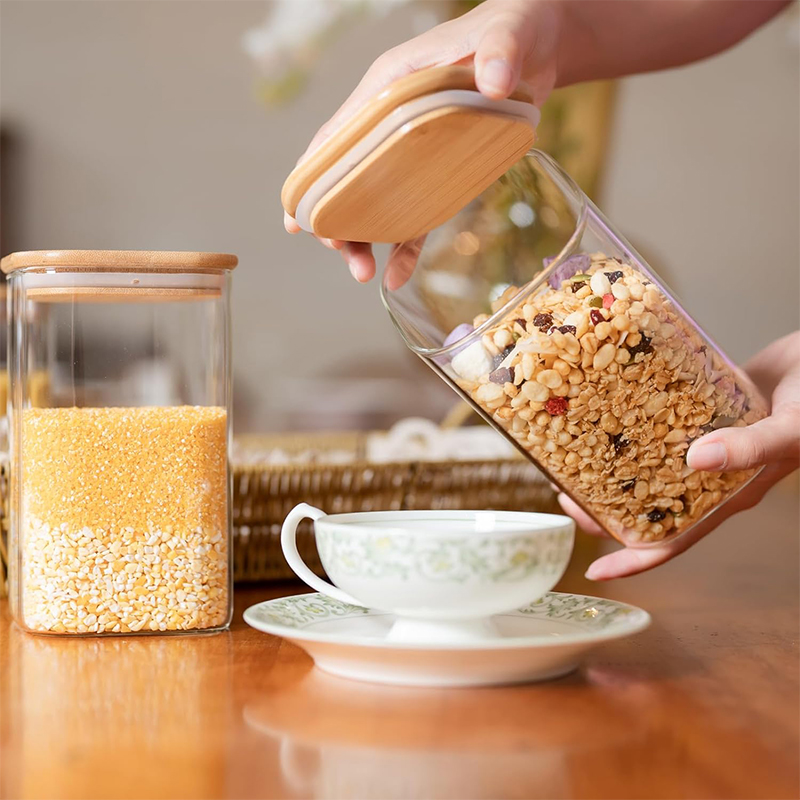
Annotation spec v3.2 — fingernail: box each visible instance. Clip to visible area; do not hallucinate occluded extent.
[584,563,603,581]
[348,260,359,281]
[479,59,513,96]
[687,441,727,471]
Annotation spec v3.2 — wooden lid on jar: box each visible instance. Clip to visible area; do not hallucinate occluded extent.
[1,251,237,302]
[281,66,539,244]
[1,250,238,274]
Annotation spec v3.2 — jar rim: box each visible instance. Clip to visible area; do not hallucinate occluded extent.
[1,250,238,274]
[380,149,588,359]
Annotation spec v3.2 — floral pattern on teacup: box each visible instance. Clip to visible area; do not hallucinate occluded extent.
[317,528,573,583]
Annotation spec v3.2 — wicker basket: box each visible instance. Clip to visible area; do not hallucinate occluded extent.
[0,430,557,594]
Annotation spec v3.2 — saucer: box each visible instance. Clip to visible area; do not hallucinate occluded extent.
[243,592,650,687]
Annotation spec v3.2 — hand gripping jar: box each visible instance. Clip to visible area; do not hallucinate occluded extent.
[283,67,769,548]
[3,250,235,634]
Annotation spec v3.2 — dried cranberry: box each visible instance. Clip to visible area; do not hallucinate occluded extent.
[590,309,605,326]
[606,270,624,284]
[647,509,666,523]
[490,367,513,384]
[558,325,577,335]
[533,313,553,332]
[621,480,636,493]
[612,433,629,453]
[515,318,526,330]
[602,294,614,309]
[545,397,568,416]
[571,281,586,293]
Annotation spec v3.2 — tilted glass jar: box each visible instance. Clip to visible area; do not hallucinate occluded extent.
[3,250,235,634]
[382,151,768,548]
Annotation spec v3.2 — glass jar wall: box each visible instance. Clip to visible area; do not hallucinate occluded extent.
[382,151,768,548]
[4,250,235,635]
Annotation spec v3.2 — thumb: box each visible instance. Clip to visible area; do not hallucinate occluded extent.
[473,12,532,99]
[687,411,800,472]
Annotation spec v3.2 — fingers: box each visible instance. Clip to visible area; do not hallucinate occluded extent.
[584,544,679,581]
[687,410,800,472]
[474,13,527,98]
[284,211,301,234]
[384,237,427,291]
[341,243,376,283]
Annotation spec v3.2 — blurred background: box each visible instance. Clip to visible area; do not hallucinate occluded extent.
[1,0,798,434]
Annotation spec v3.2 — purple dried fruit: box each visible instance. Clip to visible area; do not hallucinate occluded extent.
[590,309,605,326]
[544,254,592,289]
[489,367,513,384]
[443,323,474,350]
[612,433,629,453]
[435,322,475,366]
[533,312,553,332]
[558,325,577,335]
[606,270,624,284]
[647,509,666,523]
[621,480,636,493]
[492,345,515,369]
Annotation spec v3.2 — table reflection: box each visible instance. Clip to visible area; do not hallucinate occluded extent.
[243,666,655,800]
[3,626,234,799]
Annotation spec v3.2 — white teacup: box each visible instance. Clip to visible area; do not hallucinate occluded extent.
[281,505,575,643]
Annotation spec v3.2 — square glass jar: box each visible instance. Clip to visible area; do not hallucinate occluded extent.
[3,250,235,635]
[382,151,768,548]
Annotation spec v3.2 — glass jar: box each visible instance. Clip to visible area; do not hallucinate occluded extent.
[3,250,235,635]
[382,151,768,548]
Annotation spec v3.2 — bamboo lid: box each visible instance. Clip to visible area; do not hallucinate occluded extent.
[281,66,538,244]
[0,250,238,274]
[1,251,236,302]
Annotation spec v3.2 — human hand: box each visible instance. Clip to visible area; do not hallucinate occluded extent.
[563,331,800,580]
[283,0,563,282]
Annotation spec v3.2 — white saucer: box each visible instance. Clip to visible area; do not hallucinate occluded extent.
[243,592,650,687]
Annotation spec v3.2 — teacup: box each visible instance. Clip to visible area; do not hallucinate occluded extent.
[281,505,575,643]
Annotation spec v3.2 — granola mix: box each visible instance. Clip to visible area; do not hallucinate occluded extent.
[447,253,767,544]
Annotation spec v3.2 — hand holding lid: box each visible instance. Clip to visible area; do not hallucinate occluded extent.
[281,66,539,245]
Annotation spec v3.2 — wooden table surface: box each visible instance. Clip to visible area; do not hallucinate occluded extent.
[1,483,798,800]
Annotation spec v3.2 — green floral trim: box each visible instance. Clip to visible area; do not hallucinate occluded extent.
[318,529,572,584]
[250,592,634,631]
[255,594,370,628]
[517,593,634,629]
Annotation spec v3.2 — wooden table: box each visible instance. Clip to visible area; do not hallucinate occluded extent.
[1,483,798,800]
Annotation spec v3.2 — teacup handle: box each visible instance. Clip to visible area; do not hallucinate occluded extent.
[281,503,365,607]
